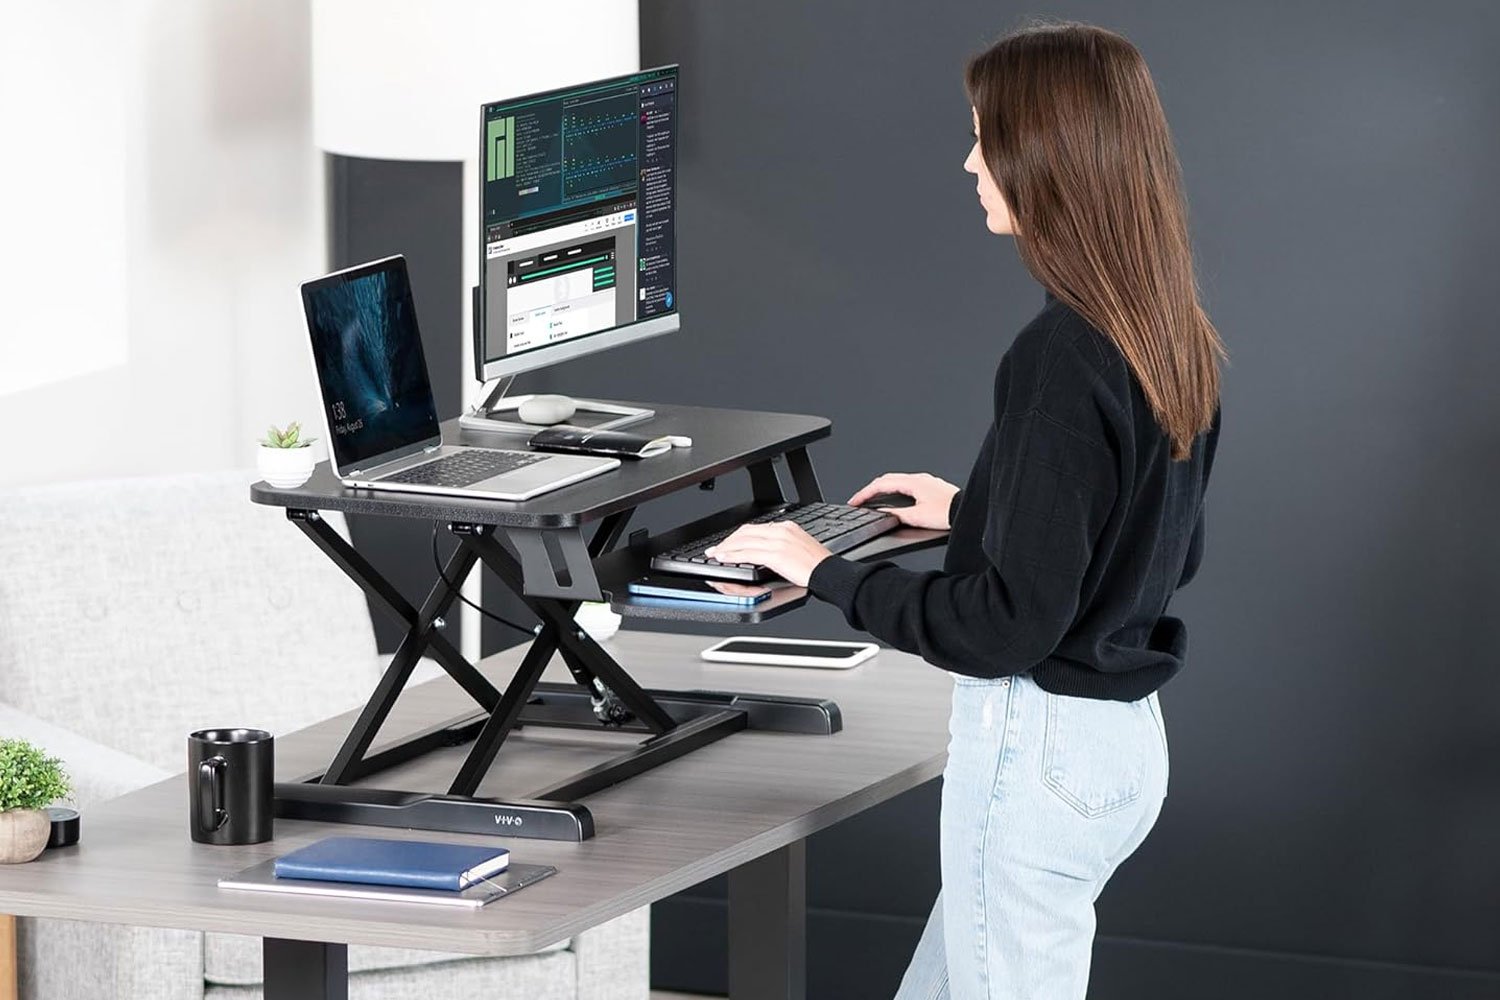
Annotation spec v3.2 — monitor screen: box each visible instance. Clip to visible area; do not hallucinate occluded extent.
[301,257,441,474]
[480,66,678,373]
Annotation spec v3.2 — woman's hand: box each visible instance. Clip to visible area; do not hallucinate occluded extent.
[848,472,961,530]
[705,522,833,588]
[705,472,960,584]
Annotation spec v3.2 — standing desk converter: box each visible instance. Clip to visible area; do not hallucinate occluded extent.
[249,403,947,842]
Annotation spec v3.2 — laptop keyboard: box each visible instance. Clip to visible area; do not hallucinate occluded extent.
[381,449,546,488]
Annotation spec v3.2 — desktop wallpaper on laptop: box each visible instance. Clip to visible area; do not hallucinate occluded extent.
[303,264,440,471]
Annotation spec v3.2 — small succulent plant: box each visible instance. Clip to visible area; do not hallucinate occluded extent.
[260,421,316,449]
[0,739,70,812]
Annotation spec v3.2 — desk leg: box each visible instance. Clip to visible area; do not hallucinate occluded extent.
[727,841,806,1000]
[1,914,16,1000]
[263,938,347,1000]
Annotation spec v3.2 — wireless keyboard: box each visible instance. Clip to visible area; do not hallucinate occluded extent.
[650,502,900,582]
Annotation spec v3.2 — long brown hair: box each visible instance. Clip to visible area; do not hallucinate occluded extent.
[965,22,1223,459]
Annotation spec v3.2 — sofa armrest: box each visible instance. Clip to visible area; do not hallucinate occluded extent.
[0,702,170,811]
[571,906,650,1000]
[0,705,197,1000]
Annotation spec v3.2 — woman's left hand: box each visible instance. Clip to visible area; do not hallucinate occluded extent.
[705,521,833,587]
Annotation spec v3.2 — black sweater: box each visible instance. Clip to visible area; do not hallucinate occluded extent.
[808,292,1219,701]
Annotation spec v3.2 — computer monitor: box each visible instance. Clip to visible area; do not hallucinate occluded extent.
[477,66,679,384]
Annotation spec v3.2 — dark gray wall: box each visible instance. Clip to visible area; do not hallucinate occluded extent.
[327,156,538,658]
[330,2,1500,994]
[629,2,1500,997]
[327,155,465,653]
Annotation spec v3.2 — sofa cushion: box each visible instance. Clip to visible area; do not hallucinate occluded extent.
[0,703,170,810]
[0,471,381,772]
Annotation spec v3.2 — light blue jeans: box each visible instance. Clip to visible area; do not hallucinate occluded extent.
[895,673,1169,1000]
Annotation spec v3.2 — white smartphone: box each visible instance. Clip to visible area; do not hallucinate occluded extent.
[700,636,879,669]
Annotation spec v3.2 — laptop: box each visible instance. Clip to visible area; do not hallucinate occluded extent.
[300,255,620,501]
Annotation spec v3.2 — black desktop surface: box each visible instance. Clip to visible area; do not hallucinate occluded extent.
[252,400,948,624]
[250,403,830,529]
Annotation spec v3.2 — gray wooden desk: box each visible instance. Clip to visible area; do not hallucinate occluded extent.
[0,631,952,1000]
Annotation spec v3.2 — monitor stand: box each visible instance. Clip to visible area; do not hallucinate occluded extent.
[458,378,655,437]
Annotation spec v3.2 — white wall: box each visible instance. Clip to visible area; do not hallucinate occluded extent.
[0,4,129,400]
[0,0,325,487]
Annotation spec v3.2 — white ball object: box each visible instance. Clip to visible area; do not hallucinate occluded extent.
[258,445,317,489]
[574,602,621,642]
[517,394,578,425]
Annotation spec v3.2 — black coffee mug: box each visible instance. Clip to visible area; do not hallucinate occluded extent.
[187,729,274,845]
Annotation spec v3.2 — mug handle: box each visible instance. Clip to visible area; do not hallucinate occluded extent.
[198,756,228,832]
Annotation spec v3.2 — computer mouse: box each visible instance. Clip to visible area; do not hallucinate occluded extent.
[857,492,916,509]
[517,394,578,425]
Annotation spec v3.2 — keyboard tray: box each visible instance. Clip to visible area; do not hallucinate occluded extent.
[593,500,949,623]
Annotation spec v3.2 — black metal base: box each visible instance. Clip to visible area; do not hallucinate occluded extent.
[522,682,841,736]
[273,683,841,841]
[274,781,595,841]
[270,451,841,843]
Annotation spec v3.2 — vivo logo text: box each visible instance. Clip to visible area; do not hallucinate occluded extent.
[494,814,524,827]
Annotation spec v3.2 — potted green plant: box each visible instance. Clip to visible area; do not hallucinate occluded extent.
[257,420,319,488]
[0,739,70,864]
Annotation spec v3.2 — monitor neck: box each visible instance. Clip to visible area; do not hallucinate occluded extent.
[475,375,517,415]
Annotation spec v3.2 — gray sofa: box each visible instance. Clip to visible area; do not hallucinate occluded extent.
[0,470,647,1000]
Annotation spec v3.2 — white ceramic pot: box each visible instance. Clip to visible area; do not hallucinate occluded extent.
[0,808,50,864]
[258,445,317,489]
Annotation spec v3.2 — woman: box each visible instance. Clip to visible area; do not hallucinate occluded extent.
[706,21,1223,1000]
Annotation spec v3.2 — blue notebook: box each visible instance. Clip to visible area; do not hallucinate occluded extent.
[273,837,510,892]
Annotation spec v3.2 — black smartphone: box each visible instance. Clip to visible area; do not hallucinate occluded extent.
[626,575,773,605]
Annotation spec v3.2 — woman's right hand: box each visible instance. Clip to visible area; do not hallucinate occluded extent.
[848,472,961,530]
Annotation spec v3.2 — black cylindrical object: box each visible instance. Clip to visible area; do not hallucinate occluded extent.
[46,806,80,848]
[187,728,274,845]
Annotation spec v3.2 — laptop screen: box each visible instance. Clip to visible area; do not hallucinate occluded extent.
[301,256,441,475]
